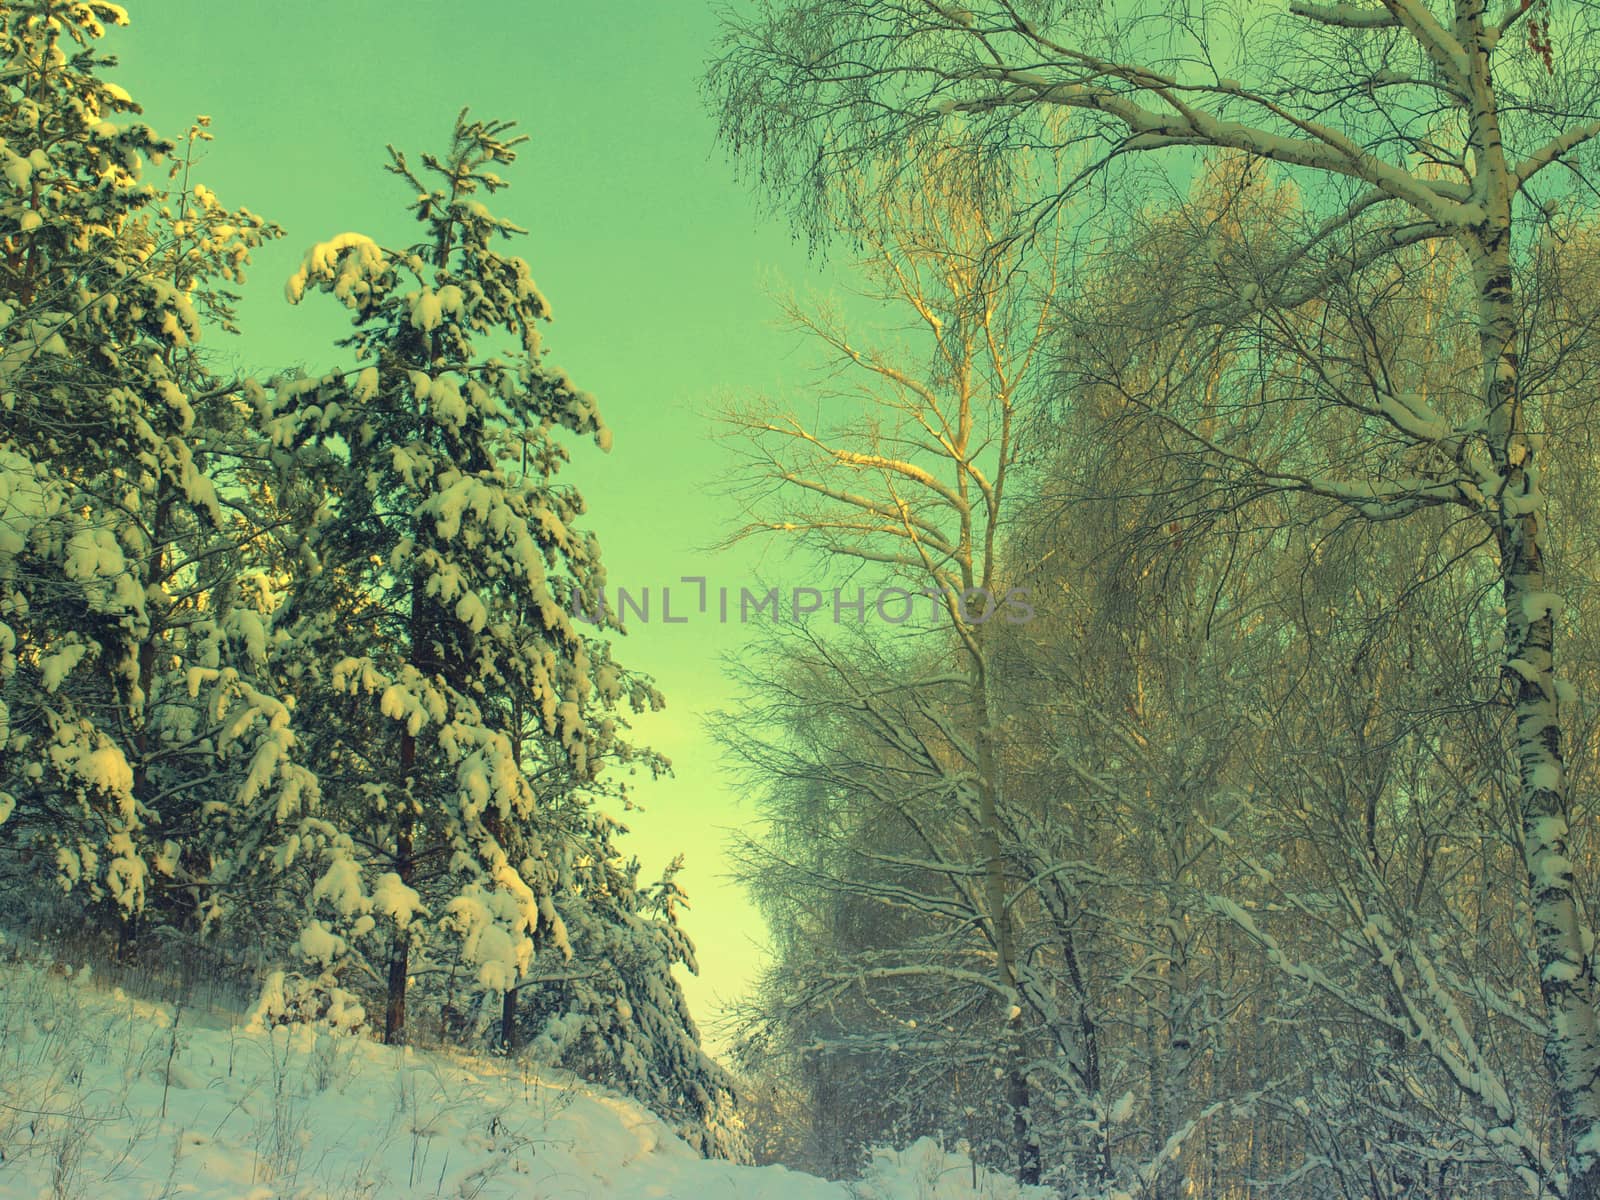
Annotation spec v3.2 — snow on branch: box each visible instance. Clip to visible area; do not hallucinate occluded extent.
[1288,1,1401,29]
[1516,120,1600,192]
[956,56,1480,227]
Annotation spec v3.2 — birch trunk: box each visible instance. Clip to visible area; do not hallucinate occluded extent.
[1462,12,1600,1179]
[1483,239,1600,1193]
[974,669,1040,1185]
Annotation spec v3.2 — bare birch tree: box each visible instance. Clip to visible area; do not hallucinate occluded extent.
[719,147,1063,1181]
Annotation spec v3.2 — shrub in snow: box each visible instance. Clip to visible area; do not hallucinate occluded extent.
[247,967,367,1034]
[853,1138,1053,1199]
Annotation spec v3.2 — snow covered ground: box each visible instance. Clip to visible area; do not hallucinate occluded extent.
[0,955,1045,1199]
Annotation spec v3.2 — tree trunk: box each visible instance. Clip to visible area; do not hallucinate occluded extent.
[974,693,1039,1185]
[1474,218,1600,1195]
[385,558,429,1049]
[384,930,408,1046]
[1245,1112,1259,1200]
[501,984,519,1054]
[124,495,169,948]
[384,727,417,1047]
[115,908,139,964]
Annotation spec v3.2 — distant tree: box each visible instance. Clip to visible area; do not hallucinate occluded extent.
[718,146,1240,1192]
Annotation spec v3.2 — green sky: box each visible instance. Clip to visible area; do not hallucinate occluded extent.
[105,0,847,1048]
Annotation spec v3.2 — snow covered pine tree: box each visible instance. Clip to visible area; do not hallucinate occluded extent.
[263,116,738,1165]
[0,0,312,952]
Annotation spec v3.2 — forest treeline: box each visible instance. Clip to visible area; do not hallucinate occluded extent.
[0,0,742,1159]
[12,0,1600,1195]
[703,1,1600,1198]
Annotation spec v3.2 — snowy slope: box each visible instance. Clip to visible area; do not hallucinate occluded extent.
[0,958,1043,1199]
